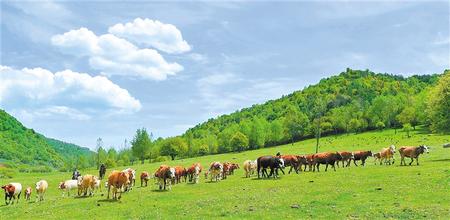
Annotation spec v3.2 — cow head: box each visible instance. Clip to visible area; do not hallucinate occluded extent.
[367,151,373,157]
[276,158,285,168]
[419,145,429,154]
[297,155,307,164]
[169,167,176,179]
[389,145,396,153]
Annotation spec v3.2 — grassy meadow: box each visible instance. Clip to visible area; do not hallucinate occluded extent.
[1,128,449,219]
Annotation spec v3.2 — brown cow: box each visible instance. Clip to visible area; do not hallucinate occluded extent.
[154,165,176,190]
[208,162,223,182]
[380,145,396,165]
[2,183,22,205]
[352,150,373,166]
[279,155,301,174]
[336,151,354,168]
[173,166,187,184]
[312,152,342,172]
[228,163,240,175]
[107,170,130,200]
[399,145,429,166]
[222,162,232,179]
[186,163,202,184]
[140,172,150,187]
[303,154,315,171]
[77,175,97,196]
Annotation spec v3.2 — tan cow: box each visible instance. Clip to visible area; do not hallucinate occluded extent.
[35,180,48,202]
[373,152,382,165]
[78,175,97,196]
[107,170,130,200]
[380,145,396,165]
[243,160,257,178]
[399,145,429,166]
[154,165,175,190]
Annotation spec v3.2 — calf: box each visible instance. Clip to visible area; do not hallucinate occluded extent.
[222,162,231,179]
[243,160,257,178]
[352,150,373,166]
[336,151,354,167]
[2,183,22,205]
[25,187,32,201]
[140,171,150,187]
[373,152,381,165]
[380,145,395,165]
[58,180,78,197]
[313,152,342,172]
[35,180,48,202]
[399,145,429,166]
[122,168,136,191]
[173,166,187,184]
[107,170,130,200]
[228,163,240,175]
[257,156,285,178]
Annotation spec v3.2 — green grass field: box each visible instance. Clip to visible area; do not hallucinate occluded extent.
[1,128,449,219]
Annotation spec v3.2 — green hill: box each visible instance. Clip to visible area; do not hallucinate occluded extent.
[0,109,93,170]
[175,69,444,158]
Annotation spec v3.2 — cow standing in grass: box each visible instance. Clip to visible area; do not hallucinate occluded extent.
[312,152,342,172]
[2,183,21,205]
[209,162,223,182]
[380,145,396,165]
[352,150,373,166]
[35,180,48,202]
[187,163,202,184]
[336,151,354,167]
[122,168,136,191]
[154,165,176,190]
[24,187,32,201]
[303,154,315,171]
[140,172,150,187]
[107,170,130,200]
[373,152,382,165]
[399,145,429,166]
[257,156,285,178]
[243,160,257,178]
[174,166,187,184]
[279,155,301,174]
[58,180,78,197]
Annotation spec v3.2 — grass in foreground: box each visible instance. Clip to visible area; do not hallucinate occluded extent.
[1,128,449,219]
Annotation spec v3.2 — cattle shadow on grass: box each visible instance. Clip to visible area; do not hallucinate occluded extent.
[429,159,450,163]
[97,199,120,203]
[150,189,170,193]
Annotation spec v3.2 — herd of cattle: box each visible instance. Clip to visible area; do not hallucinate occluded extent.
[1,145,429,204]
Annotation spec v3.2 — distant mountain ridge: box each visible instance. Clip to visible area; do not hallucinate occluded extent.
[0,109,94,169]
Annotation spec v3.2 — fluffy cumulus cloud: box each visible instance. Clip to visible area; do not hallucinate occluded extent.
[51,26,183,80]
[0,65,142,119]
[108,18,191,54]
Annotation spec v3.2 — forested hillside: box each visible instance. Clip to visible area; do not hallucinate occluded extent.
[0,110,94,171]
[150,69,447,160]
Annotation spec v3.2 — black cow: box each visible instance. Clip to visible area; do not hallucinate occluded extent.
[99,164,106,180]
[257,156,285,179]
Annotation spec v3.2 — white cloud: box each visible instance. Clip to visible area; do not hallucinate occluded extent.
[0,65,142,119]
[108,18,191,54]
[51,27,183,80]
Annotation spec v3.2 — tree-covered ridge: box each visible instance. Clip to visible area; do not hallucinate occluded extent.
[0,109,94,170]
[163,69,444,157]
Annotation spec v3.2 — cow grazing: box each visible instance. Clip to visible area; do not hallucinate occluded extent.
[122,168,136,191]
[186,163,202,184]
[99,164,106,180]
[243,160,257,178]
[336,151,354,168]
[257,156,285,178]
[228,163,240,175]
[380,145,396,165]
[399,145,429,166]
[107,170,130,200]
[2,183,22,205]
[312,152,342,172]
[58,180,78,197]
[279,155,301,174]
[373,152,382,165]
[174,166,187,184]
[352,150,373,166]
[140,172,150,187]
[35,180,48,202]
[209,162,223,182]
[78,175,97,196]
[222,162,231,179]
[154,165,176,190]
[25,187,32,201]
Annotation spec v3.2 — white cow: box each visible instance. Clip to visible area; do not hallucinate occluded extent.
[58,180,78,197]
[243,160,257,178]
[35,180,48,202]
[2,182,22,205]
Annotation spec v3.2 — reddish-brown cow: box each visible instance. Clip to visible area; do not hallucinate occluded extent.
[352,150,373,166]
[312,152,342,172]
[399,145,429,166]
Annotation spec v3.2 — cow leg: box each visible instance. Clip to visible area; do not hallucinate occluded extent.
[409,158,414,165]
[353,159,358,167]
[416,157,419,165]
[333,163,337,171]
[361,159,366,166]
[325,163,329,172]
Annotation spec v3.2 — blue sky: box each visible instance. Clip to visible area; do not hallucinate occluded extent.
[1,1,449,150]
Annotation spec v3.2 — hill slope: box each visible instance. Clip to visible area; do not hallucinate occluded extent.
[0,110,93,169]
[177,69,441,157]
